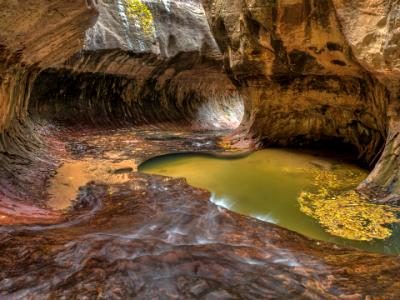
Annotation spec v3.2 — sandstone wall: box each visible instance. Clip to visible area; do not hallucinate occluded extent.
[29,50,242,130]
[0,0,226,134]
[85,0,220,57]
[0,0,96,132]
[203,0,389,163]
[0,0,239,205]
[202,0,400,198]
[1,0,399,200]
[332,0,400,199]
[333,0,400,94]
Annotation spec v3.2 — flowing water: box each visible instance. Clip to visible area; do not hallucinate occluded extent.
[139,149,400,254]
[4,128,400,297]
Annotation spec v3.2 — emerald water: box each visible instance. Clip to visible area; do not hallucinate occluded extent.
[139,149,400,254]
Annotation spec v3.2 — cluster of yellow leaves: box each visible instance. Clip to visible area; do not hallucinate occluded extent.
[125,0,154,35]
[298,168,400,241]
[218,139,236,152]
[218,138,243,153]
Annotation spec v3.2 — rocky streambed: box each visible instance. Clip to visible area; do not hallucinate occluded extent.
[1,124,400,299]
[1,0,400,298]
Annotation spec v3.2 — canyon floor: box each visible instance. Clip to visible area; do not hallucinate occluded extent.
[1,123,400,299]
[1,0,400,298]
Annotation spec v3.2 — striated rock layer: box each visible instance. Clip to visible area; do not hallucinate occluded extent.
[29,50,242,129]
[333,0,400,91]
[1,0,400,298]
[202,0,400,198]
[0,0,97,222]
[332,0,400,201]
[1,127,400,298]
[0,0,242,214]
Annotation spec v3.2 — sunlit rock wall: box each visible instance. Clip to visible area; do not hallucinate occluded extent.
[202,0,400,199]
[85,0,220,57]
[33,0,241,130]
[333,0,400,93]
[203,0,389,163]
[0,0,242,208]
[0,0,223,136]
[332,0,400,200]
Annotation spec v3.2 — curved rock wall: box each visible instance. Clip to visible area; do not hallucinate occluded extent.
[201,0,400,200]
[0,0,96,214]
[331,0,400,198]
[202,0,389,164]
[0,0,96,130]
[0,0,242,209]
[29,51,242,130]
[1,0,398,206]
[0,0,225,135]
[29,0,242,130]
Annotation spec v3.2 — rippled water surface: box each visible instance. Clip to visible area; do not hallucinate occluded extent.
[139,149,400,254]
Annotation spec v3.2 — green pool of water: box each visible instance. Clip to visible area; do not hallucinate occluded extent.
[139,149,400,254]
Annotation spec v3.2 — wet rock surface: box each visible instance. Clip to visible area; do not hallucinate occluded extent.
[1,125,400,298]
[0,0,242,221]
[201,0,400,200]
[1,0,400,298]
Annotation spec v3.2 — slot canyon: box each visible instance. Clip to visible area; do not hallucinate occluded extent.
[0,0,400,298]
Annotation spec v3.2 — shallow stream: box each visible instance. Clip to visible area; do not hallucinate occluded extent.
[139,149,400,254]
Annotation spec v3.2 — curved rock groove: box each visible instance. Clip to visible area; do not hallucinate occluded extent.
[0,0,400,298]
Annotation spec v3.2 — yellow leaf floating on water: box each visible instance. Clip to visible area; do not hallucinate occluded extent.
[298,168,400,241]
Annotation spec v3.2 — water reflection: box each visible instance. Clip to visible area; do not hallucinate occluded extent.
[48,159,137,210]
[139,149,400,254]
